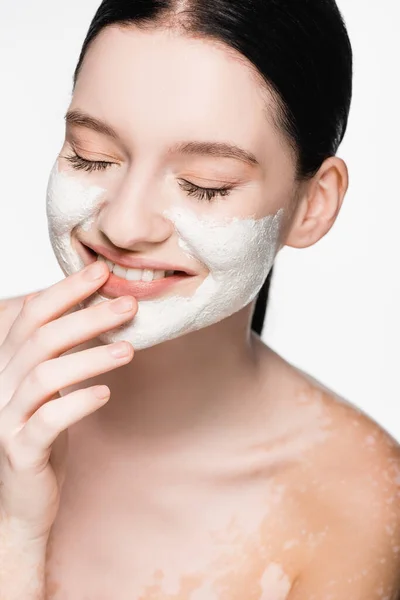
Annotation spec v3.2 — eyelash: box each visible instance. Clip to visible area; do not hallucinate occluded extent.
[65,152,113,173]
[64,151,234,202]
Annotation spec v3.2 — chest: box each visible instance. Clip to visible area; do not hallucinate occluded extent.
[44,484,299,600]
[45,534,294,600]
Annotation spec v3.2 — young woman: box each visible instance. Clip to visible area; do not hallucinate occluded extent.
[1,1,400,599]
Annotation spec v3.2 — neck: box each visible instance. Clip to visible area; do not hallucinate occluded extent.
[77,304,269,450]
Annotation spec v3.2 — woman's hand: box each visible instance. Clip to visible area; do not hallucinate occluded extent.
[0,261,137,543]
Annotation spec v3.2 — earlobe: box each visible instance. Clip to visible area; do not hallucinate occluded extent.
[284,157,348,250]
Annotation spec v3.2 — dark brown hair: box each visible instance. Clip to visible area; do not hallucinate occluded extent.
[73,0,353,335]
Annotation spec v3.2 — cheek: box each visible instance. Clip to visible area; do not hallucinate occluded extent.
[46,162,106,233]
[164,206,284,274]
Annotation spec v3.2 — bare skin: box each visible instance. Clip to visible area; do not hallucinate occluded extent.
[1,294,400,600]
[2,24,400,600]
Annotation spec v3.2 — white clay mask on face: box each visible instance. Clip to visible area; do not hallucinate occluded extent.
[46,161,284,350]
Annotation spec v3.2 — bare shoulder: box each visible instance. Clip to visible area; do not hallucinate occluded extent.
[288,378,400,597]
[277,356,400,595]
[293,363,400,469]
[250,342,400,595]
[257,342,400,458]
[282,356,400,505]
[254,341,400,479]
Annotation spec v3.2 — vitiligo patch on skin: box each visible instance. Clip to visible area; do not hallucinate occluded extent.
[44,375,400,600]
[44,467,298,599]
[259,563,292,600]
[46,161,284,350]
[86,410,326,595]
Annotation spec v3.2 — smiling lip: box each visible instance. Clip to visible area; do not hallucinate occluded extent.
[84,242,197,276]
[78,241,195,301]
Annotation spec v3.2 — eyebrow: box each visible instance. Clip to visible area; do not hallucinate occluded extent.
[65,109,260,168]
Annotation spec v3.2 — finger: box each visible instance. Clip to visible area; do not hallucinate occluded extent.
[4,295,137,392]
[23,292,42,305]
[0,262,110,366]
[5,386,111,472]
[0,341,133,437]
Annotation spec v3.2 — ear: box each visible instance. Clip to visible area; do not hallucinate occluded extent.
[284,157,349,249]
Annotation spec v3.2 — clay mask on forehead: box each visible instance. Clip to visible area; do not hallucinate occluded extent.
[46,161,284,350]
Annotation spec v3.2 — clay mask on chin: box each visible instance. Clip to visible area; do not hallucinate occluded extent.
[46,162,284,350]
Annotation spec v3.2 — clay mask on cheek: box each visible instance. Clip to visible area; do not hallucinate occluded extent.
[46,161,284,350]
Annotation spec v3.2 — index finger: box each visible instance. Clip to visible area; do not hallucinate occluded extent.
[1,262,110,357]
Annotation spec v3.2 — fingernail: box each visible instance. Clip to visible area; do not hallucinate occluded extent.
[93,386,110,399]
[110,342,132,358]
[85,262,107,281]
[110,297,135,314]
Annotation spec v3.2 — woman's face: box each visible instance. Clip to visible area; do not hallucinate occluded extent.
[47,26,298,350]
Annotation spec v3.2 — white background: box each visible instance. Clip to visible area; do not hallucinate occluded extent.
[0,2,399,438]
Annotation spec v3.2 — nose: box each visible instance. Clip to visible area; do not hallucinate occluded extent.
[97,173,174,249]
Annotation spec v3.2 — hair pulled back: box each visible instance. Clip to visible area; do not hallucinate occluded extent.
[73,0,353,335]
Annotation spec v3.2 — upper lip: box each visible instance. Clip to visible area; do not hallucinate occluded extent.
[82,241,197,276]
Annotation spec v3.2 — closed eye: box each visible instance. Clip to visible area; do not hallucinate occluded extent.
[62,152,234,202]
[63,151,115,172]
[178,179,233,202]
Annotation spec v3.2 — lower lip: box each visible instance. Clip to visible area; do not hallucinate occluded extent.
[80,244,194,300]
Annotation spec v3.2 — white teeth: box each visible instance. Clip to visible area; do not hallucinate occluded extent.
[142,269,154,283]
[113,264,127,278]
[96,254,171,281]
[153,270,165,280]
[126,268,142,281]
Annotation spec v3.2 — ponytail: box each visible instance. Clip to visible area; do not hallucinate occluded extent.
[251,266,274,336]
